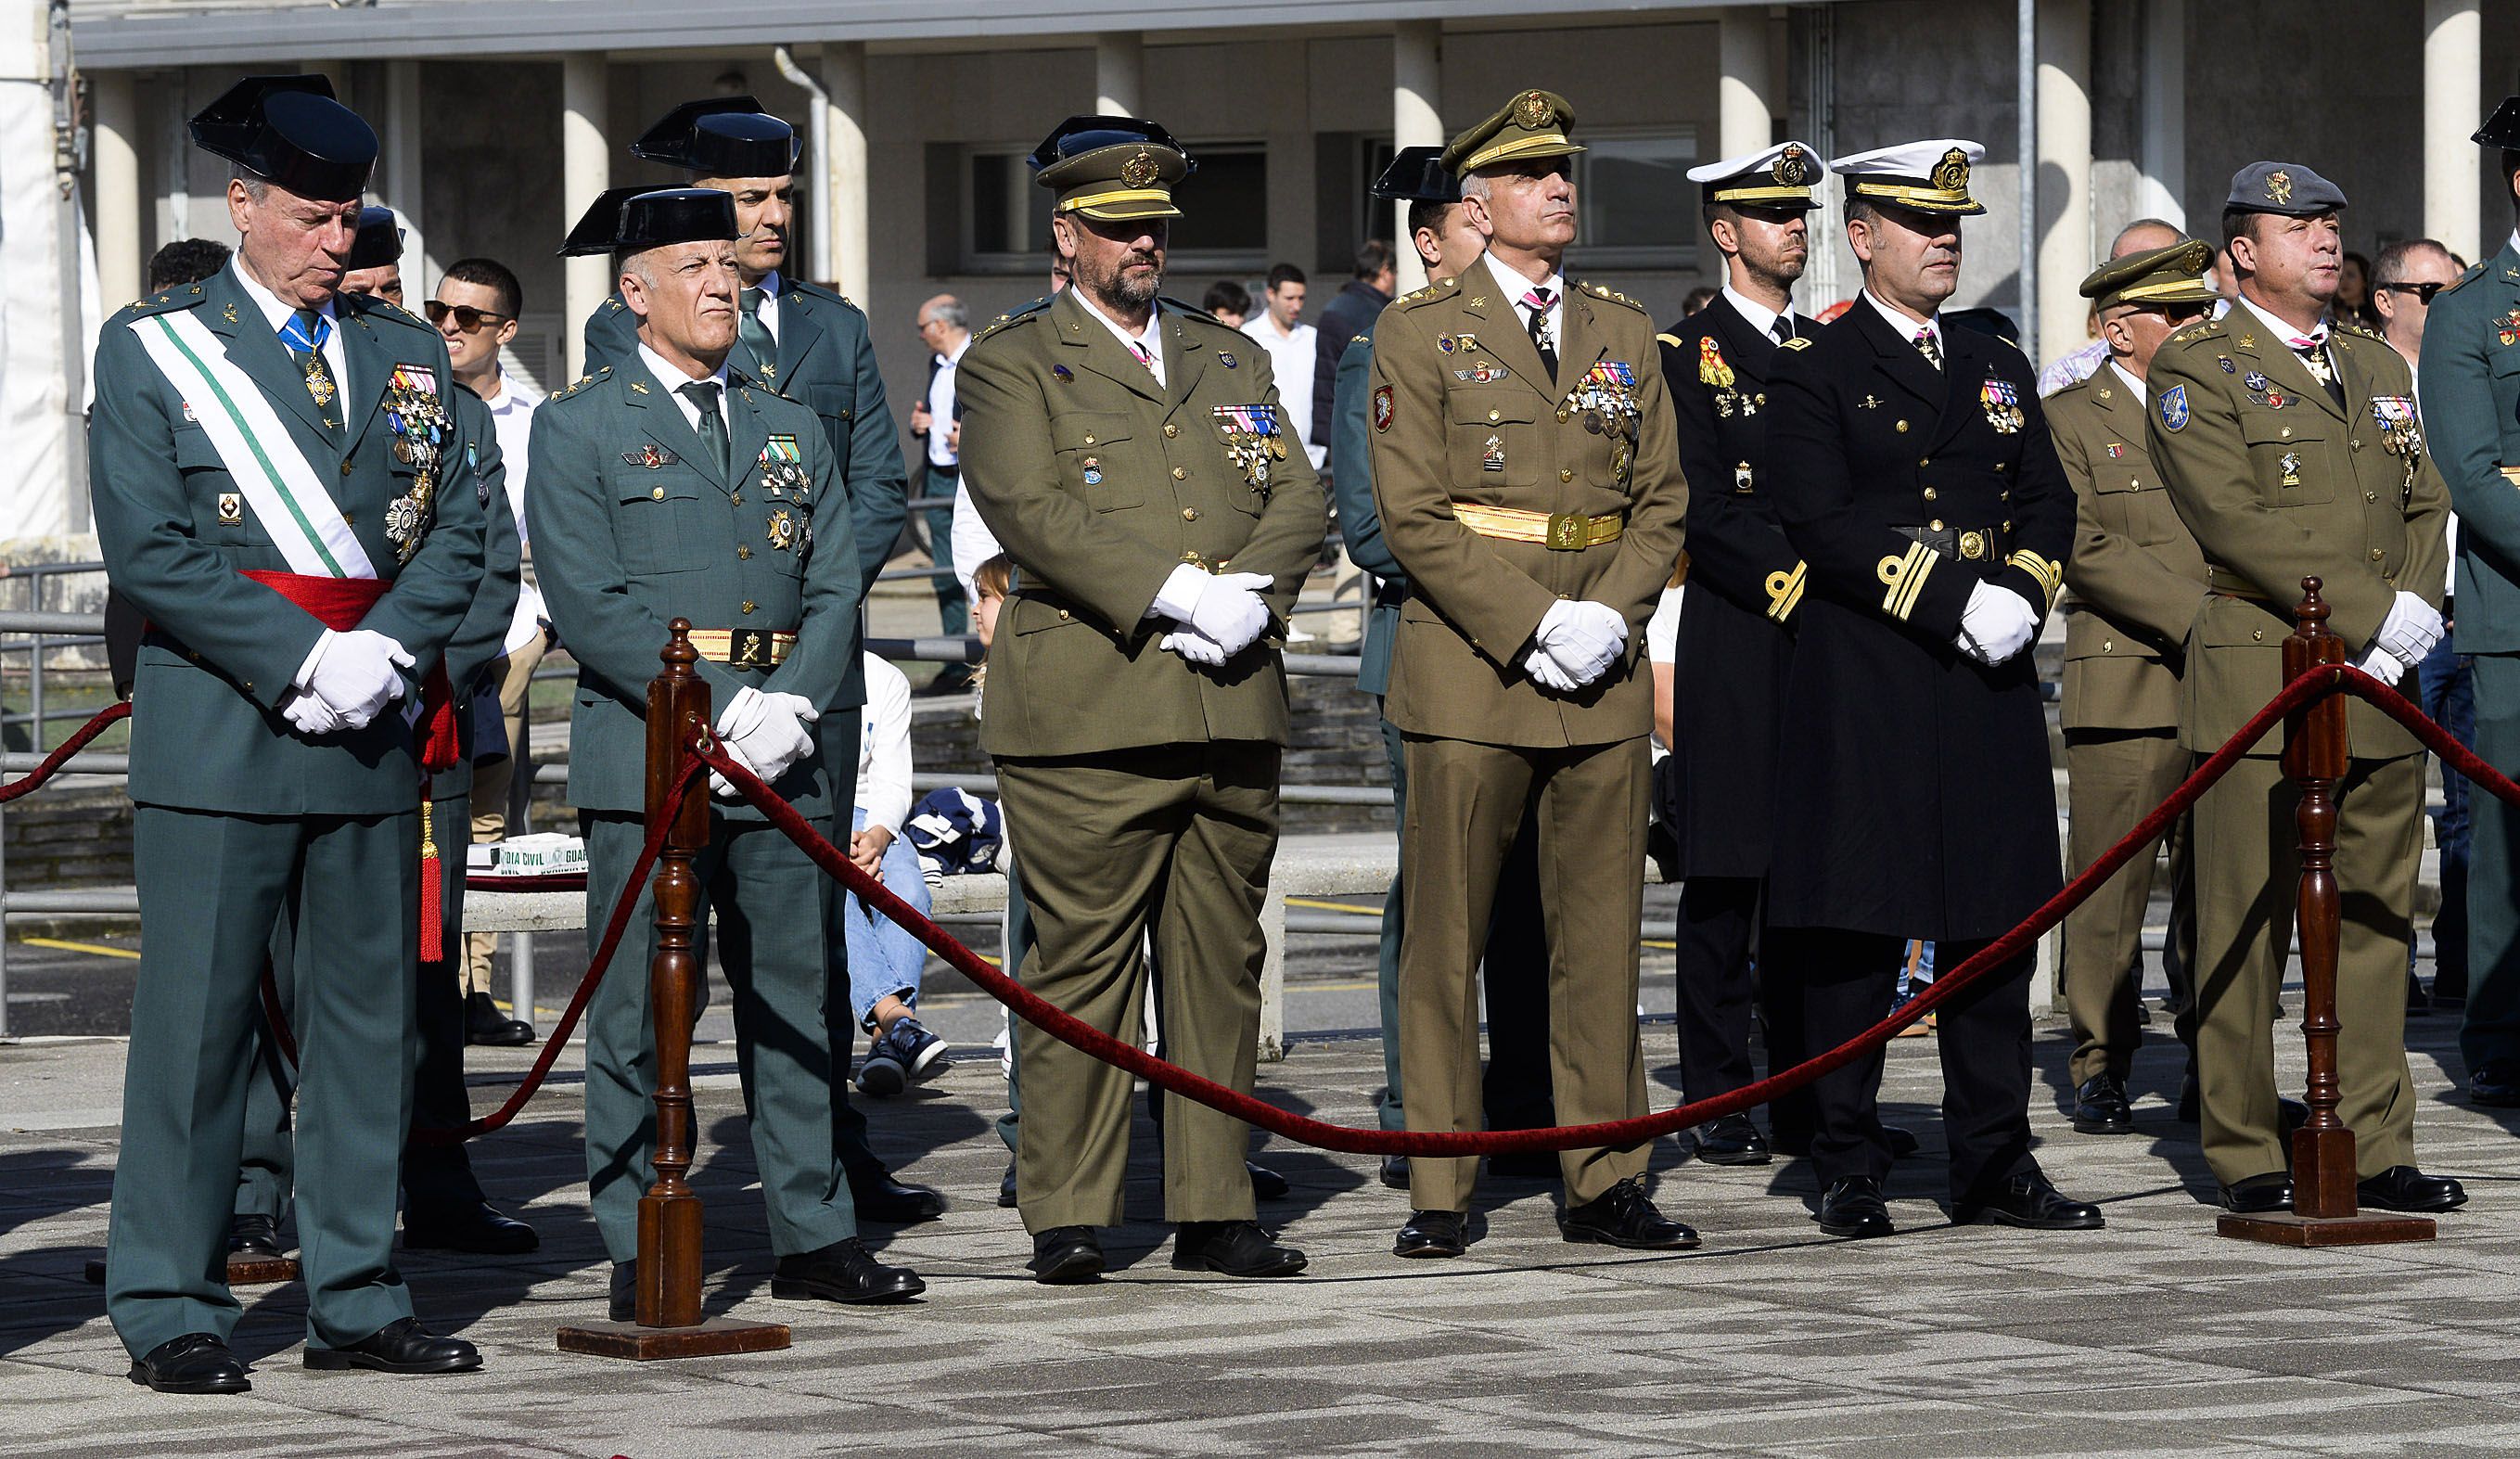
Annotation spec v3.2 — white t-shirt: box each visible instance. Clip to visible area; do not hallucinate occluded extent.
[478,377,547,652]
[854,653,914,835]
[1241,314,1325,470]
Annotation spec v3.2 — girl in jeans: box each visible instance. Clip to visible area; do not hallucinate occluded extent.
[849,651,948,1094]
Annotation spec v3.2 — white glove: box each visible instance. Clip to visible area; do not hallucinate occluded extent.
[1160,628,1229,667]
[278,688,342,737]
[301,628,415,729]
[716,686,815,787]
[1535,600,1628,685]
[1152,566,1274,657]
[2373,591,2445,668]
[2356,645,2408,687]
[1523,647,1581,692]
[1956,582,2040,666]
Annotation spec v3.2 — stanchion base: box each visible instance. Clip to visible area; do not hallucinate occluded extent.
[83,1254,301,1287]
[2217,1210,2437,1247]
[556,1316,791,1361]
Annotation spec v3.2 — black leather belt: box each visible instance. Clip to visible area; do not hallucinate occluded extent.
[1894,522,2010,563]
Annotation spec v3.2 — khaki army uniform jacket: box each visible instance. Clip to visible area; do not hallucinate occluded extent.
[1366,273,1688,747]
[2148,312,2450,759]
[2050,364,2207,733]
[955,289,1326,759]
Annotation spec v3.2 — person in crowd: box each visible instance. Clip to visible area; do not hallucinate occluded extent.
[1244,263,1325,473]
[2037,217,2182,396]
[844,647,950,1095]
[914,292,977,689]
[339,205,403,305]
[1203,278,1251,326]
[1680,285,1718,316]
[2337,249,2377,327]
[1312,239,1399,475]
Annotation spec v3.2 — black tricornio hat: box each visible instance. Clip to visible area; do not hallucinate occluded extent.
[558,186,739,257]
[630,96,801,176]
[346,206,403,271]
[191,75,377,203]
[2475,96,2520,150]
[1371,147,1460,205]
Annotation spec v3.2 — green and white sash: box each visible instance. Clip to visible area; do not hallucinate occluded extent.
[131,309,376,581]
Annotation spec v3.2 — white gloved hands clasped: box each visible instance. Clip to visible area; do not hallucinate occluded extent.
[1160,628,1230,667]
[1152,566,1275,658]
[1524,600,1628,691]
[2373,591,2445,669]
[2356,645,2409,687]
[278,688,343,737]
[301,628,416,729]
[711,686,818,797]
[1955,582,2040,666]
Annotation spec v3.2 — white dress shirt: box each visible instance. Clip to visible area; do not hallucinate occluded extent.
[927,334,968,470]
[1486,251,1566,359]
[637,342,732,432]
[1863,288,1942,361]
[1070,290,1167,386]
[1241,313,1325,469]
[2108,360,2146,404]
[477,376,548,651]
[1720,285,1797,343]
[233,259,347,403]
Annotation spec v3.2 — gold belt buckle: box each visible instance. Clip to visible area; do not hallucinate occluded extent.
[1544,512,1586,551]
[1959,530,1988,560]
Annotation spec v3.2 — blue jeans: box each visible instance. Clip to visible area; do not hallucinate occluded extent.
[2421,638,2475,992]
[844,807,930,1030]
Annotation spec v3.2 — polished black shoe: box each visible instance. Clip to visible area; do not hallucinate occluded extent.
[129,1333,250,1394]
[1884,1124,1921,1159]
[2177,1067,2201,1122]
[2071,1074,2134,1135]
[304,1317,481,1374]
[849,1167,947,1224]
[228,1212,284,1259]
[1247,1160,1291,1201]
[1487,1151,1559,1181]
[2357,1165,2469,1213]
[2470,1059,2520,1108]
[1172,1220,1308,1278]
[997,1162,1019,1209]
[1693,1114,1772,1167]
[1956,1173,2104,1230]
[608,1260,635,1322]
[1394,1209,1467,1258]
[403,1201,537,1255]
[464,990,535,1047]
[772,1237,926,1304]
[1378,1155,1410,1191]
[1561,1177,1701,1250]
[1815,1175,1894,1238]
[2218,1171,2293,1214]
[2408,971,2432,1017]
[1028,1225,1105,1284]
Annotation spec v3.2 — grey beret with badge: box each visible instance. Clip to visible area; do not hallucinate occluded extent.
[2225,160,2347,217]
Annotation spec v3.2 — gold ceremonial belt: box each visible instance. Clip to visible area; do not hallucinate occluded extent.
[2204,568,2270,601]
[688,628,798,667]
[1452,503,1625,551]
[2501,465,2520,486]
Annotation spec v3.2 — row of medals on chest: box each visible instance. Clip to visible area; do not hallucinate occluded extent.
[1077,404,1288,502]
[620,432,815,555]
[381,371,449,563]
[1449,333,1644,485]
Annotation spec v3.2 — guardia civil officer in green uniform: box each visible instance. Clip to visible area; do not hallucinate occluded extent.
[96,76,490,1391]
[2049,240,2217,1135]
[2421,98,2520,1107]
[582,97,940,1224]
[1331,147,1554,1194]
[532,186,925,1317]
[1369,90,1696,1261]
[2148,161,2463,1215]
[958,116,1324,1285]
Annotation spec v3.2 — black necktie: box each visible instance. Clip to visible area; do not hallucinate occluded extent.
[680,380,730,477]
[1522,287,1558,378]
[1772,316,1794,345]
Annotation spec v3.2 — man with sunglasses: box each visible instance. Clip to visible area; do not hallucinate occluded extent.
[2045,239,2218,1138]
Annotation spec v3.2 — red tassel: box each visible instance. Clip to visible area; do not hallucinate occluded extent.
[419,800,443,960]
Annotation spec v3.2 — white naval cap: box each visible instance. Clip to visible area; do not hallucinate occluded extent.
[1685,141,1823,211]
[1830,138,1988,216]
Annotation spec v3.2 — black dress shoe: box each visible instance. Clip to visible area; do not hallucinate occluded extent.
[2072,1074,2134,1135]
[1956,1172,2105,1231]
[1884,1124,1921,1159]
[1816,1176,1895,1238]
[1379,1155,1410,1190]
[2178,1067,2200,1122]
[1694,1114,1772,1167]
[2471,1059,2520,1107]
[849,1167,948,1224]
[608,1261,635,1322]
[1028,1226,1105,1284]
[773,1237,926,1304]
[2218,1171,2293,1213]
[129,1334,250,1394]
[1247,1160,1290,1201]
[403,1201,537,1255]
[1487,1151,1559,1180]
[998,1162,1019,1209]
[1394,1209,1467,1258]
[304,1317,481,1374]
[1172,1220,1308,1277]
[464,990,535,1048]
[2357,1165,2469,1213]
[1561,1178,1701,1250]
[2408,971,2431,1016]
[228,1213,284,1259]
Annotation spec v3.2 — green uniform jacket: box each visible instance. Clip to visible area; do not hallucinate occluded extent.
[585,275,906,598]
[2050,364,2207,732]
[429,384,525,800]
[1329,326,1405,697]
[1366,274,1688,747]
[2149,312,2450,758]
[91,265,488,815]
[955,290,1326,759]
[526,361,862,818]
[2420,238,2520,652]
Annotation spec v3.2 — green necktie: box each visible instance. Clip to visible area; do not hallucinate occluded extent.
[738,288,778,378]
[680,380,730,477]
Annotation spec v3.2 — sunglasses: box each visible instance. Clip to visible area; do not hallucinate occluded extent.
[424,301,513,332]
[2378,281,2449,303]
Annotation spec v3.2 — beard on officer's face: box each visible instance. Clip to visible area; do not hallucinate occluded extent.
[1068,217,1167,314]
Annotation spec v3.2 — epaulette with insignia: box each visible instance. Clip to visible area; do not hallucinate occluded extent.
[121,286,210,320]
[977,295,1054,343]
[1395,276,1458,309]
[787,277,866,320]
[1351,333,1370,344]
[1575,280,1646,314]
[1779,337,1813,352]
[2437,262,2486,300]
[1157,295,1233,329]
[544,364,614,404]
[2337,321,2387,343]
[2167,316,2225,347]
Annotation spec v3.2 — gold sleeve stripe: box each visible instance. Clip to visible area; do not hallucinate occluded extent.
[1876,542,1935,621]
[2007,549,2065,611]
[1656,332,1683,350]
[1764,560,1807,621]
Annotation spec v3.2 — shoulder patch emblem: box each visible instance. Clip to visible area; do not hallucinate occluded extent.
[2158,383,2189,432]
[1373,384,1394,433]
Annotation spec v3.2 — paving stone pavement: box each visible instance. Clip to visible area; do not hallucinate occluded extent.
[5,1011,2519,1457]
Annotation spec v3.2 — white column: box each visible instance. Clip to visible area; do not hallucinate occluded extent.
[2135,0,2185,228]
[822,42,871,304]
[562,54,610,381]
[377,60,433,291]
[1391,20,1441,291]
[92,70,142,311]
[1716,7,1776,163]
[2424,0,2482,259]
[1095,33,1142,117]
[2033,0,2093,368]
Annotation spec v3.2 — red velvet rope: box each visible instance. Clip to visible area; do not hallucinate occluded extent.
[0,700,130,803]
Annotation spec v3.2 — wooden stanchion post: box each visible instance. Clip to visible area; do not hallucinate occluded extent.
[2219,580,2435,1248]
[559,621,792,1358]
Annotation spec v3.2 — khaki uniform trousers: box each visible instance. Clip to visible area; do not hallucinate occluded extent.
[2063,729,2198,1086]
[993,743,1280,1233]
[2192,752,2422,1186]
[464,631,550,995]
[1399,734,1651,1212]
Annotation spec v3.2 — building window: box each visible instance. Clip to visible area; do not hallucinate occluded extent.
[953,142,1269,275]
[1567,127,1699,271]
